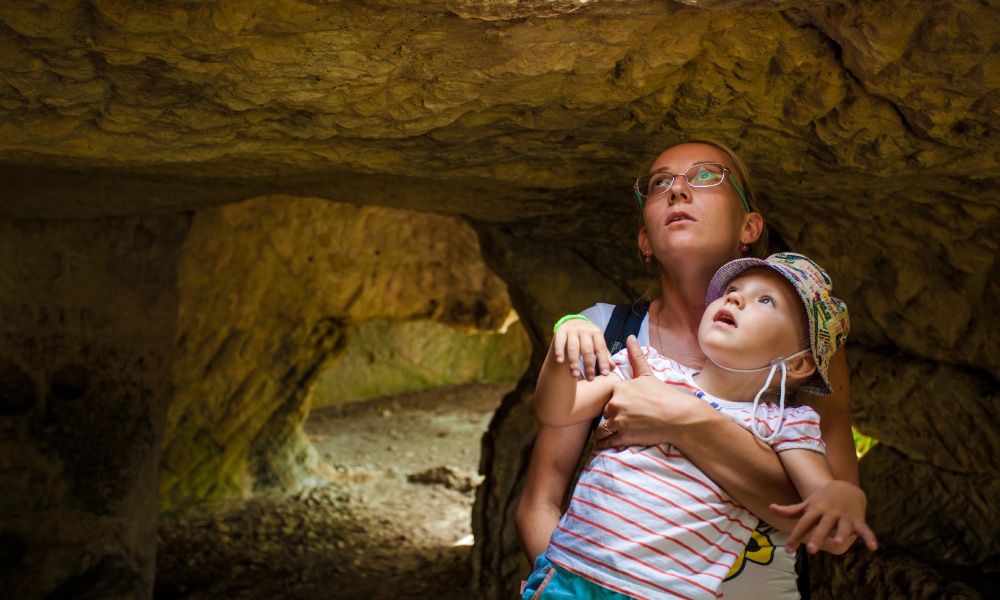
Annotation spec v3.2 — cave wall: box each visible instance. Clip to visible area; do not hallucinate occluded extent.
[163,196,514,512]
[311,318,529,408]
[0,216,190,599]
[1,0,998,598]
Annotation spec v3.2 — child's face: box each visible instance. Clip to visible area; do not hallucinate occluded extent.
[698,268,810,371]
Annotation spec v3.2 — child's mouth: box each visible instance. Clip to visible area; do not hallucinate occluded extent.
[713,309,736,327]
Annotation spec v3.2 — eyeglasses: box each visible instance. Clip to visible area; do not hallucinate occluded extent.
[633,162,750,212]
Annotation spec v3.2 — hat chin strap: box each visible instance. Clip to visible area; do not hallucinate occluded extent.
[708,349,811,443]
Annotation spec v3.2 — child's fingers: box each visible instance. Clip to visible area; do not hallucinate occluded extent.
[856,521,879,551]
[830,517,851,547]
[552,330,566,363]
[769,501,806,518]
[595,345,611,377]
[805,514,837,554]
[565,333,581,371]
[782,505,818,553]
[579,335,597,381]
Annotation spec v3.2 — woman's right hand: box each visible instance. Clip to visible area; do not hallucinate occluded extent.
[552,318,611,381]
[593,335,712,449]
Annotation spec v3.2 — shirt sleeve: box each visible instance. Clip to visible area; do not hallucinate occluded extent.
[580,303,614,331]
[770,405,826,454]
[611,347,633,381]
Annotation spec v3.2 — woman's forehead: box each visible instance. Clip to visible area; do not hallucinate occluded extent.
[651,143,732,172]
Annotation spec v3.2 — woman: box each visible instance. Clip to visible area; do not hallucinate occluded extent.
[515,140,869,598]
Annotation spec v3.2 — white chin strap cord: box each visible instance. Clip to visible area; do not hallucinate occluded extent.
[709,348,811,443]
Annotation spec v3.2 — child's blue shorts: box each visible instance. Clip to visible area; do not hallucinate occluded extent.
[521,554,634,600]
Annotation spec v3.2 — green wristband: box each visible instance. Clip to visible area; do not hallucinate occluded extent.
[553,314,590,333]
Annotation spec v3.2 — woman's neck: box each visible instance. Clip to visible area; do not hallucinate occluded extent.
[650,282,711,369]
[650,255,738,369]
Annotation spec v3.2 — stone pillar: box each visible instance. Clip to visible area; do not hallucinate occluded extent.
[0,215,191,599]
[470,225,626,598]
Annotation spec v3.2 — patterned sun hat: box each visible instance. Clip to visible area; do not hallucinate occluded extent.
[705,252,850,395]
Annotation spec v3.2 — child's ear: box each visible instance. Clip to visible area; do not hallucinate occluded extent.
[786,353,817,381]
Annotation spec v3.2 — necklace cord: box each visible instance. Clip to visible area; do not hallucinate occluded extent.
[707,349,809,443]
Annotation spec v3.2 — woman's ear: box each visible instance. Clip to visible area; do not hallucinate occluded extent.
[742,212,764,244]
[638,226,651,257]
[786,353,817,381]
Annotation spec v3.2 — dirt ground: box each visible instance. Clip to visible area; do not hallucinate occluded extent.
[155,382,514,599]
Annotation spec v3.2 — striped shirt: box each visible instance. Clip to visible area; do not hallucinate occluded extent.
[546,347,825,600]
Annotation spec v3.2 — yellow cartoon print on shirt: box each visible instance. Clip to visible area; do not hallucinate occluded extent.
[725,523,777,580]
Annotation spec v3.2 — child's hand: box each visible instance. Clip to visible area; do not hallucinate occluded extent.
[771,480,878,555]
[552,318,610,381]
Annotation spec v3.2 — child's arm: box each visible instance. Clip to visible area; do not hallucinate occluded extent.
[776,449,878,555]
[535,336,618,427]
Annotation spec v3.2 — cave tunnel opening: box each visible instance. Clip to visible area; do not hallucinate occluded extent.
[156,321,530,599]
[154,197,531,599]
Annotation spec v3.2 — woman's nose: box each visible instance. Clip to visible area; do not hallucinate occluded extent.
[666,174,692,204]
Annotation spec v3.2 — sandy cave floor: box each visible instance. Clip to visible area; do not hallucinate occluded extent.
[155,382,515,599]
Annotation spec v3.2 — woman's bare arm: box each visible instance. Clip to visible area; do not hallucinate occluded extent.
[598,337,869,550]
[804,349,859,484]
[515,422,593,564]
[595,337,801,525]
[598,338,864,519]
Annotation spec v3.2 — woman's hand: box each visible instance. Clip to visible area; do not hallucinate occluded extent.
[594,335,711,449]
[771,480,879,555]
[595,335,803,522]
[552,318,611,381]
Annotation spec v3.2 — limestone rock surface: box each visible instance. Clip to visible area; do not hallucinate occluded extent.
[0,216,190,599]
[312,318,529,407]
[163,197,514,510]
[1,0,998,598]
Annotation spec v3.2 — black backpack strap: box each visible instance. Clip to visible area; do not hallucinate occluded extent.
[796,548,810,599]
[603,301,651,356]
[571,301,652,503]
[579,300,652,457]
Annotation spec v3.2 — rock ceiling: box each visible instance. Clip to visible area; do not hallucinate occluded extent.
[2,0,997,369]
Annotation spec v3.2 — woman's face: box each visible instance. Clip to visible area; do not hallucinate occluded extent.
[638,143,759,268]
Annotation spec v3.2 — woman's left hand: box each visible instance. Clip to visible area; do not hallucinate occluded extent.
[771,480,879,555]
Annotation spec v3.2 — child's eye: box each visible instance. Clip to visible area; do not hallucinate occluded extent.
[759,296,775,306]
[725,285,739,294]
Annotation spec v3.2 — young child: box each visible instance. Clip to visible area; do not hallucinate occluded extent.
[523,252,875,600]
